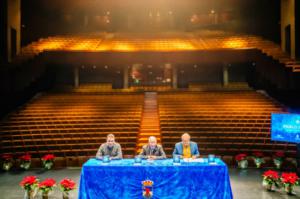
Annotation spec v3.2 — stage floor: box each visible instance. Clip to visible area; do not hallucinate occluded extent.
[0,168,299,199]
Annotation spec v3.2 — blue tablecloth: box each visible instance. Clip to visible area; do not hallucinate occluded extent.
[79,158,233,199]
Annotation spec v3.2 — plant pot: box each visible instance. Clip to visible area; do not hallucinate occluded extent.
[20,161,31,170]
[273,159,282,169]
[62,192,69,199]
[285,184,295,195]
[238,160,248,169]
[24,190,34,199]
[42,193,49,199]
[43,161,54,170]
[2,162,13,171]
[254,158,264,168]
[255,162,262,169]
[262,180,273,191]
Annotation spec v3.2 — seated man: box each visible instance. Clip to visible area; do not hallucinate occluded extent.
[173,133,200,159]
[139,136,166,160]
[96,134,122,160]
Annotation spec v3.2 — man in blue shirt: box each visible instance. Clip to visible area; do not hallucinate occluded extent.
[173,133,200,159]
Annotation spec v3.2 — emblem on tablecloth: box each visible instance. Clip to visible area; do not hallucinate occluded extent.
[142,180,154,199]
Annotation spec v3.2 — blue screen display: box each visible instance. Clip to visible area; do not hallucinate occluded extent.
[271,113,300,143]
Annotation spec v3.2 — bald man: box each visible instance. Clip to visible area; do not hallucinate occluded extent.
[173,133,200,159]
[139,136,166,160]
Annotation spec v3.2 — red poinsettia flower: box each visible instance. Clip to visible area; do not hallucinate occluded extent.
[253,151,264,158]
[281,172,299,185]
[274,151,285,158]
[42,154,55,161]
[20,176,38,188]
[60,178,76,191]
[263,170,279,180]
[235,153,247,161]
[39,178,56,188]
[19,154,31,162]
[1,154,13,161]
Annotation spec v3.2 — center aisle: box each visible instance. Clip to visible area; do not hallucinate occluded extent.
[136,92,162,153]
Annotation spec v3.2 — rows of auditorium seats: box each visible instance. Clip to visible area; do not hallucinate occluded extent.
[188,82,251,91]
[193,30,300,73]
[15,33,107,64]
[158,91,296,159]
[14,31,300,73]
[1,93,143,164]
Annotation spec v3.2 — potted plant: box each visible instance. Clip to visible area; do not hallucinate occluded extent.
[1,154,14,171]
[59,178,76,199]
[235,153,248,169]
[19,154,31,170]
[281,172,299,195]
[252,151,265,168]
[20,176,39,199]
[41,154,55,170]
[262,170,280,191]
[273,151,284,169]
[38,178,56,199]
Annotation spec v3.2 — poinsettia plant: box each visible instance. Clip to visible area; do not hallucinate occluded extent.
[273,151,285,169]
[20,176,39,191]
[1,154,14,171]
[274,151,285,159]
[281,172,299,194]
[41,154,55,170]
[235,153,247,161]
[281,172,299,185]
[252,151,265,168]
[1,154,13,161]
[38,178,56,194]
[59,178,76,192]
[235,153,248,169]
[262,170,280,191]
[19,153,31,170]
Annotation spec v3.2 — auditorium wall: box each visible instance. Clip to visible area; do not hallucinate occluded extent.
[295,0,300,59]
[281,0,296,59]
[0,59,50,118]
[21,0,281,45]
[51,63,250,89]
[54,65,124,88]
[7,0,21,62]
[0,0,7,64]
[0,0,21,63]
[177,63,250,88]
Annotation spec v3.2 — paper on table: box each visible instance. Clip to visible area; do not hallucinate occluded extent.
[209,162,218,165]
[183,158,205,163]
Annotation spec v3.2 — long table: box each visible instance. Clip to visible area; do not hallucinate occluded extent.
[79,158,233,199]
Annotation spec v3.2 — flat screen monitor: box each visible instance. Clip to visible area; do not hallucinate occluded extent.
[271,113,300,143]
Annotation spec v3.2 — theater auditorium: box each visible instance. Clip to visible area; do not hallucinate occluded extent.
[0,0,300,199]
